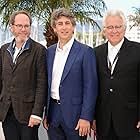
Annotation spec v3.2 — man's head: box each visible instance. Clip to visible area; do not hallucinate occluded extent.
[103,10,126,46]
[51,8,76,43]
[9,10,32,42]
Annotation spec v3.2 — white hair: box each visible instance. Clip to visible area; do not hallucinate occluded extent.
[103,9,127,29]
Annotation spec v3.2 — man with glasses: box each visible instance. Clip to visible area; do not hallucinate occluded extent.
[0,10,47,140]
[93,9,140,140]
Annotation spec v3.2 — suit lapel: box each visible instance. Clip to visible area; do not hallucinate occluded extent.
[48,45,56,88]
[6,41,16,68]
[112,38,130,75]
[12,38,31,71]
[60,40,81,83]
[101,43,111,75]
[6,51,14,69]
[12,51,30,71]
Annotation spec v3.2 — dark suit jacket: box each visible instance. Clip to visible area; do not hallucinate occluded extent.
[95,37,140,137]
[45,39,98,129]
[0,38,47,124]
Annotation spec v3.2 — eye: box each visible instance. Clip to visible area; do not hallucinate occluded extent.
[24,25,30,28]
[65,21,71,25]
[18,24,23,28]
[115,25,122,29]
[106,26,113,29]
[57,22,63,26]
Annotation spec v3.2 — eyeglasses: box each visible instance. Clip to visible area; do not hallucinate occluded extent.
[105,25,123,31]
[13,24,31,30]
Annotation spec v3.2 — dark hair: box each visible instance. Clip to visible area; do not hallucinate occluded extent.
[51,8,76,28]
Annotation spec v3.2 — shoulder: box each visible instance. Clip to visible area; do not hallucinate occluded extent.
[127,40,140,47]
[124,38,140,51]
[46,43,57,56]
[1,42,11,52]
[30,38,46,51]
[47,43,57,50]
[94,43,106,53]
[74,40,94,52]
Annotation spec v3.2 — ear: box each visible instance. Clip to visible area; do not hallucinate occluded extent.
[9,24,13,32]
[102,29,105,36]
[100,29,106,41]
[53,27,56,33]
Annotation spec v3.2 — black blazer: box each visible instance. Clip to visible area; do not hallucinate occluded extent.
[0,38,47,124]
[95,37,140,137]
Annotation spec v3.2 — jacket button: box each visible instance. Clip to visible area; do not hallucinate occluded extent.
[110,88,113,92]
[110,76,114,79]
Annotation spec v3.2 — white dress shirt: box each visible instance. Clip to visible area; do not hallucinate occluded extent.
[51,37,74,100]
[108,38,124,74]
[13,46,23,63]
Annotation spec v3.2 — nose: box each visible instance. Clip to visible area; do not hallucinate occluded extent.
[21,26,26,31]
[62,24,66,29]
[112,28,118,33]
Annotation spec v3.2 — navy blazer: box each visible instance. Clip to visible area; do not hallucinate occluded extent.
[45,39,98,129]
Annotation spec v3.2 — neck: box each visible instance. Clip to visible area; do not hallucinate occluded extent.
[59,37,72,49]
[15,42,24,49]
[15,38,28,48]
[59,42,66,49]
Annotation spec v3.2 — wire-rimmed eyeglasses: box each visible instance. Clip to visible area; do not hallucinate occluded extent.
[13,24,31,30]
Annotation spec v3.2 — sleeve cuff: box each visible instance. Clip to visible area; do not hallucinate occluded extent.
[31,115,42,121]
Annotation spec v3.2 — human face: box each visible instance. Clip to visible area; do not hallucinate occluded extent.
[10,14,31,43]
[53,16,75,45]
[103,16,126,46]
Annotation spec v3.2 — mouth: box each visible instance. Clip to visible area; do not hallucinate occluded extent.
[61,31,69,34]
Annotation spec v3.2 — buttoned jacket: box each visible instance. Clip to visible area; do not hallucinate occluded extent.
[95,37,140,137]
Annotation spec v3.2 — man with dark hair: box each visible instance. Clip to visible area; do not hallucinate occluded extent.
[43,8,98,140]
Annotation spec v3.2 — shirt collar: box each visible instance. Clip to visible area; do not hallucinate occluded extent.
[56,37,74,52]
[7,37,31,56]
[12,40,27,51]
[108,38,124,52]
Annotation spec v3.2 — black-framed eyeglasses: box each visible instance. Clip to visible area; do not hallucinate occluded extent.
[13,24,31,30]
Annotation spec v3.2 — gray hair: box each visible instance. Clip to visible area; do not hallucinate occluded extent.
[103,9,127,29]
[51,8,76,28]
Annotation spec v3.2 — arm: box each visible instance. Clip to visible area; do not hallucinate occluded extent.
[136,60,140,131]
[75,47,98,136]
[29,46,47,126]
[0,49,2,95]
[80,47,98,121]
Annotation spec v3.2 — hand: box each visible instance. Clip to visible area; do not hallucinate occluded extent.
[136,121,140,132]
[89,120,96,137]
[28,116,41,127]
[91,120,96,131]
[75,119,90,136]
[43,117,49,130]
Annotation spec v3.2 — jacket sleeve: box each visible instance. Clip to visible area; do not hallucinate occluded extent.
[80,47,98,121]
[32,46,48,117]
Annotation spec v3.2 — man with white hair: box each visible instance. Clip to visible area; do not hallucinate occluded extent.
[94,9,140,140]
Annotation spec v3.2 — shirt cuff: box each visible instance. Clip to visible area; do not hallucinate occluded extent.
[31,115,42,121]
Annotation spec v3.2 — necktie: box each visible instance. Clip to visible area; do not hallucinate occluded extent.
[108,50,120,72]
